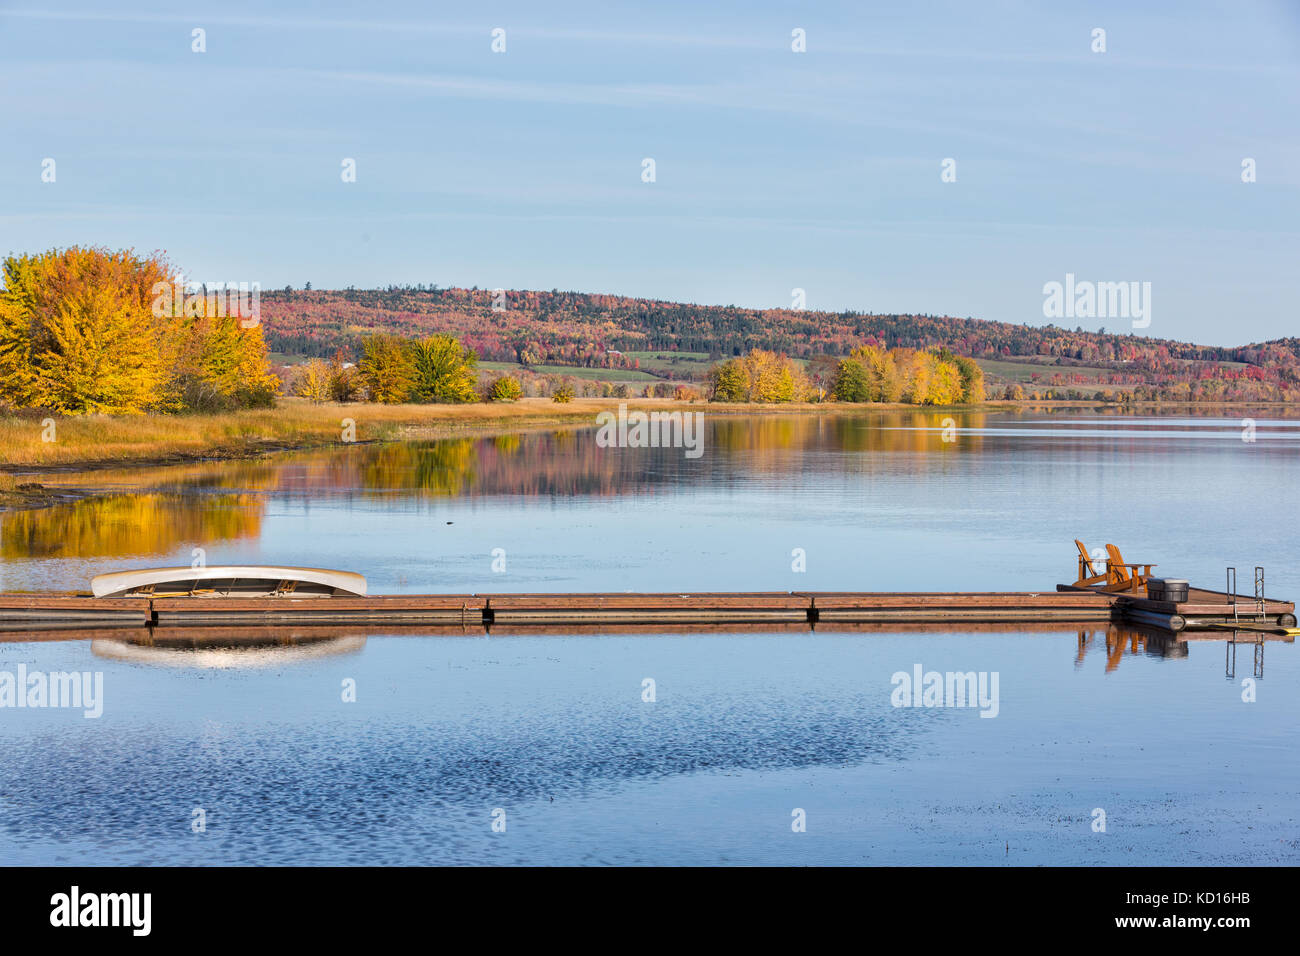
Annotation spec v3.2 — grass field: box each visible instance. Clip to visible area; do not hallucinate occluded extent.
[478,361,666,382]
[975,357,1118,382]
[622,350,713,375]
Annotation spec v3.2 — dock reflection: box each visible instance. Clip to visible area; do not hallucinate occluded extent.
[0,619,1288,674]
[1075,624,1291,674]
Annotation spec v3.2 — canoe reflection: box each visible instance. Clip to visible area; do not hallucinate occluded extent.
[91,629,366,668]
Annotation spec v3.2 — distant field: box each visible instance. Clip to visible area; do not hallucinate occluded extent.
[478,361,665,383]
[623,350,710,360]
[975,357,1116,382]
[1172,357,1249,370]
[622,350,713,375]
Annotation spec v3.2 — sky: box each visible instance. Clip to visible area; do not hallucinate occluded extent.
[2,0,1298,346]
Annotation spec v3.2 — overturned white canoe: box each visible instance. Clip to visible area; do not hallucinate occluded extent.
[91,566,368,599]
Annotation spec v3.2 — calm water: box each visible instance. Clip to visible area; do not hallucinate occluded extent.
[1,409,1297,865]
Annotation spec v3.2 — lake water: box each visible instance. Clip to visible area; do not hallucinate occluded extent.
[1,408,1297,865]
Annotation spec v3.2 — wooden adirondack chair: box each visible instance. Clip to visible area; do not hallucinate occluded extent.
[1104,543,1155,593]
[1073,539,1109,587]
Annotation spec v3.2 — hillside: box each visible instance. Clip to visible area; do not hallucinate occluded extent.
[259,287,1300,402]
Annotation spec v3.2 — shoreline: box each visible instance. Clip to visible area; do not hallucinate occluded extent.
[0,397,953,475]
[1,397,1294,508]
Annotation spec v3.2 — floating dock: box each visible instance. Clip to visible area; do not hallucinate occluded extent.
[1,585,1293,633]
[1057,583,1297,634]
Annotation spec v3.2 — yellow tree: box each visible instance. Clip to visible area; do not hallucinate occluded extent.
[742,349,808,402]
[2,247,280,413]
[849,344,902,402]
[743,349,781,401]
[359,334,416,403]
[24,248,172,413]
[206,315,278,406]
[772,364,801,402]
[892,349,927,404]
[292,359,332,403]
[166,306,279,409]
[927,355,963,405]
[0,255,42,407]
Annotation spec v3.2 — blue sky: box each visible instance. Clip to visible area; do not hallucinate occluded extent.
[2,0,1298,345]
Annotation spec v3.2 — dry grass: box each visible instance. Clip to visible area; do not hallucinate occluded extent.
[2,396,833,470]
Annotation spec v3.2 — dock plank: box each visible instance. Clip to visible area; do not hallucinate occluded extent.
[485,592,809,624]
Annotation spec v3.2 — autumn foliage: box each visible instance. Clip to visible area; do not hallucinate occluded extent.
[337,333,481,404]
[0,247,277,413]
[358,334,418,404]
[487,376,523,402]
[830,345,984,405]
[708,350,813,402]
[260,286,1300,403]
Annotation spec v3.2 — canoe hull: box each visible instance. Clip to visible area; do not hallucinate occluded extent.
[90,566,368,599]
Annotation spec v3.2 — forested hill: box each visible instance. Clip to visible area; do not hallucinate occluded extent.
[260,285,1298,380]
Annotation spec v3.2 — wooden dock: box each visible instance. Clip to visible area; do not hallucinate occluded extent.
[1,584,1292,633]
[1057,584,1297,633]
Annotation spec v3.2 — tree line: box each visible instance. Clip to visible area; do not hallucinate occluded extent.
[256,285,1300,372]
[707,346,984,405]
[290,334,535,405]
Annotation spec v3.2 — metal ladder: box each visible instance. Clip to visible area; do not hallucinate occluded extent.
[1255,567,1266,621]
[1225,566,1267,624]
